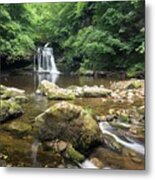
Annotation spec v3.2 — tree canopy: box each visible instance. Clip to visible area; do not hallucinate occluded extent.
[0,1,145,76]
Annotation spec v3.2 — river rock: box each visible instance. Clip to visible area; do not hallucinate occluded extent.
[37,80,75,100]
[0,100,23,123]
[34,101,102,152]
[47,89,75,100]
[0,85,25,100]
[82,85,111,97]
[67,85,111,98]
[110,79,144,90]
[13,95,29,103]
[37,80,59,95]
[90,157,104,169]
[3,121,32,135]
[0,85,7,94]
[44,140,84,162]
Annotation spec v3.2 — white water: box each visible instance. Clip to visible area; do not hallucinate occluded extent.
[99,122,145,155]
[35,44,60,74]
[79,160,98,169]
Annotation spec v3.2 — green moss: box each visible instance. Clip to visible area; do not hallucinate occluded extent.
[0,100,23,122]
[66,144,85,162]
[127,63,144,78]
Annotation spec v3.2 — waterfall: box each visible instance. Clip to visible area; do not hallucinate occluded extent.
[34,44,60,74]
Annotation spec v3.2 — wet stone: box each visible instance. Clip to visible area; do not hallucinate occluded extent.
[131,157,142,164]
[90,157,104,169]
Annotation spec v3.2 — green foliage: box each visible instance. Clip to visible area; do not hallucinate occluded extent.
[0,4,35,63]
[0,1,145,75]
[127,62,144,78]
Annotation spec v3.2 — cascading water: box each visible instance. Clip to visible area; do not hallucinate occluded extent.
[34,44,60,74]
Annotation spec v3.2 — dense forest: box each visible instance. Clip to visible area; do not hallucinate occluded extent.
[0,1,145,77]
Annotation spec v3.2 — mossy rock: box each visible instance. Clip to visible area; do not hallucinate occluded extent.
[37,80,75,100]
[82,86,111,97]
[34,102,102,153]
[13,95,29,103]
[0,100,23,122]
[0,85,7,95]
[1,87,25,99]
[3,121,32,135]
[47,89,75,100]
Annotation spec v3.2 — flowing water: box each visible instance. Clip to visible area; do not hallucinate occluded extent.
[0,71,145,169]
[99,122,144,155]
[34,45,60,74]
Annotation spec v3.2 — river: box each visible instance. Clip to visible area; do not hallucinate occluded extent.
[0,71,145,169]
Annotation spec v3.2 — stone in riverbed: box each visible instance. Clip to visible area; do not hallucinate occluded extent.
[110,79,144,90]
[0,85,7,94]
[90,157,104,169]
[13,95,29,103]
[0,100,23,123]
[67,85,111,98]
[3,121,32,135]
[47,89,75,100]
[36,80,59,95]
[37,80,75,100]
[44,140,84,162]
[0,86,25,100]
[34,101,102,152]
[82,86,111,97]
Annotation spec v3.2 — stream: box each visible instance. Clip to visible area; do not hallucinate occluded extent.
[0,71,145,169]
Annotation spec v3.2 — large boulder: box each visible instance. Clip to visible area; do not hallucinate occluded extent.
[0,100,23,123]
[37,80,75,100]
[34,101,102,152]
